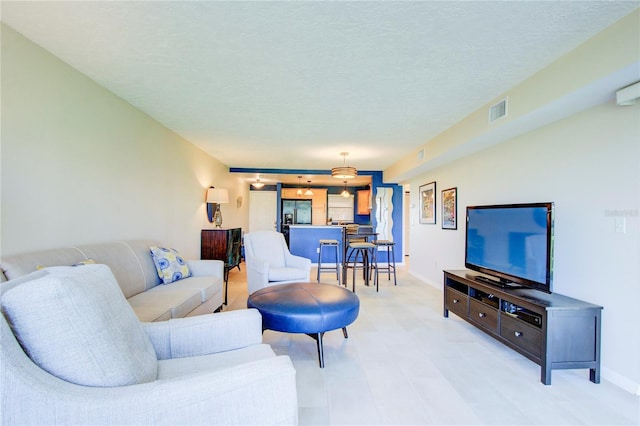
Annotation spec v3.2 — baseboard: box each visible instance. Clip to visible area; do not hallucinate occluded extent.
[408,270,440,290]
[601,366,640,395]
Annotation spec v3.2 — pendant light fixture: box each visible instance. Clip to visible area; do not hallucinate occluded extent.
[332,152,357,179]
[304,180,314,196]
[340,181,350,198]
[251,175,265,189]
[296,176,303,196]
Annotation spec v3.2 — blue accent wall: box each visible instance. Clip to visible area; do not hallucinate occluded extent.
[369,171,403,263]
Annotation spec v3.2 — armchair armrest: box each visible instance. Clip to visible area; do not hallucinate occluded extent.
[284,252,312,271]
[143,309,263,359]
[10,355,298,425]
[186,259,224,279]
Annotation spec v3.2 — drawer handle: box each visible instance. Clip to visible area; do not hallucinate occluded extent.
[514,331,523,338]
[453,299,459,304]
[478,312,486,318]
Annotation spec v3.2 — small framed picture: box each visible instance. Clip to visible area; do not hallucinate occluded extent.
[419,182,436,224]
[442,187,457,230]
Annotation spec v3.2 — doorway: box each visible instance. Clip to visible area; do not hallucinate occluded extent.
[249,190,277,232]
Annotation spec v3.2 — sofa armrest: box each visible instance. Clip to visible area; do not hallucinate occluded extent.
[143,309,263,359]
[186,259,224,279]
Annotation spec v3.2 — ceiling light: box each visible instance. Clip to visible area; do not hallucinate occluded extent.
[304,180,313,196]
[332,152,357,179]
[251,176,265,189]
[341,181,350,198]
[296,175,303,196]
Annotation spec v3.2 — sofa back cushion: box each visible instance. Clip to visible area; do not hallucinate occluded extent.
[0,247,87,281]
[77,240,161,298]
[0,264,158,387]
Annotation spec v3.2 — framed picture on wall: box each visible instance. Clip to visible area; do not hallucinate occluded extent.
[419,181,436,224]
[442,187,457,230]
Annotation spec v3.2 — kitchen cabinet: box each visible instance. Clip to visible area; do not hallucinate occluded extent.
[357,190,371,215]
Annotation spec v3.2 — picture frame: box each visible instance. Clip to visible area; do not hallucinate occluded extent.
[419,181,436,224]
[442,187,457,230]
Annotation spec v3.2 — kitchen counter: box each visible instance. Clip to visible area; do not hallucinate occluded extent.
[288,225,344,264]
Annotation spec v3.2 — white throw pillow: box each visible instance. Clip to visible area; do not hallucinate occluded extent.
[1,264,158,387]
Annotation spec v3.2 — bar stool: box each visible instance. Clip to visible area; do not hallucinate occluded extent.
[345,241,377,293]
[317,239,340,284]
[373,240,397,286]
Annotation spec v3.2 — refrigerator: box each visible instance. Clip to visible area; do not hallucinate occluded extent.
[282,199,312,224]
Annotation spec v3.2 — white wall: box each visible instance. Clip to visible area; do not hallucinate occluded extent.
[408,100,640,393]
[1,24,249,259]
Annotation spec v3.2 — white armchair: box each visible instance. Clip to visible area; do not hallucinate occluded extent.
[0,265,298,425]
[244,231,312,294]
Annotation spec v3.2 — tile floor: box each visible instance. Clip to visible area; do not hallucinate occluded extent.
[224,260,639,425]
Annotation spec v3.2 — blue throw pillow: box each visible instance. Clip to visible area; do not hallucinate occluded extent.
[149,246,192,284]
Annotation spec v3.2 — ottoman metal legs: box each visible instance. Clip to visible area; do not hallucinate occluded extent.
[307,327,348,368]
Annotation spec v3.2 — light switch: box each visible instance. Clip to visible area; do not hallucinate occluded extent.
[615,217,626,234]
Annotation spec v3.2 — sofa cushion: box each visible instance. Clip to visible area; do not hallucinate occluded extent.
[127,284,203,321]
[149,246,192,284]
[170,276,221,303]
[0,264,158,387]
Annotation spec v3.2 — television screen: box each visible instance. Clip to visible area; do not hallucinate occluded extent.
[465,202,554,293]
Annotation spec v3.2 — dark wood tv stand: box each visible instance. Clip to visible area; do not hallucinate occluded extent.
[444,270,603,385]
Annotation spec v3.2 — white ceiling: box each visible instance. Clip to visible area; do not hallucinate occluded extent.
[2,1,638,185]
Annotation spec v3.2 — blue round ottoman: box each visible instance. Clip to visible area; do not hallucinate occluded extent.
[247,282,360,368]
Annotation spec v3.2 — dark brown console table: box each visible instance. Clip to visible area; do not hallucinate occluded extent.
[444,270,602,385]
[201,228,242,305]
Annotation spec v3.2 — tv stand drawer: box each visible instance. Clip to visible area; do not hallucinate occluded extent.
[500,315,542,358]
[445,288,468,317]
[469,299,498,333]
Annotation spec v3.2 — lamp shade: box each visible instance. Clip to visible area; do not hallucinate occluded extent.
[206,188,229,203]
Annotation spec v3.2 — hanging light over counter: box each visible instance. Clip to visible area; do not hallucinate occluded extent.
[304,180,314,196]
[331,152,357,179]
[340,181,351,198]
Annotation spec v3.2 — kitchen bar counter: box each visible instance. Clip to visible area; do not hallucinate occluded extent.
[288,225,376,285]
[288,225,344,266]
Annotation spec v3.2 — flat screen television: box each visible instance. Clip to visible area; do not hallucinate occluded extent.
[465,202,554,293]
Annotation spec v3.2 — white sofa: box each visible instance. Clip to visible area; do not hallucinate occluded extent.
[0,240,224,321]
[0,264,298,425]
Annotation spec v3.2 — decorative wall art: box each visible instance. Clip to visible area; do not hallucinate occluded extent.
[419,182,436,224]
[442,187,457,230]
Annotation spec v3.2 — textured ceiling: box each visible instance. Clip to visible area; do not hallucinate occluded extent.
[2,1,638,180]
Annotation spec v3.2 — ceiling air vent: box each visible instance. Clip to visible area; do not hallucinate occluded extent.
[489,98,508,123]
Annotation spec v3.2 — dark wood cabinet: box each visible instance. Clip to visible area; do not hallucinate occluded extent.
[201,228,242,305]
[444,270,602,385]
